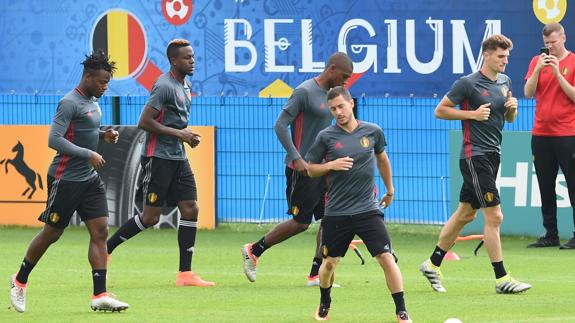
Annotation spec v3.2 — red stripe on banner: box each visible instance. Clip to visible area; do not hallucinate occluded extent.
[136,60,163,92]
[345,72,365,89]
[128,15,145,75]
[55,121,75,179]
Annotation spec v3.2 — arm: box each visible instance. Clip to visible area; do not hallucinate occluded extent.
[504,91,518,123]
[524,55,545,98]
[549,54,575,102]
[375,151,394,207]
[138,105,200,148]
[307,157,354,178]
[48,101,92,159]
[434,95,490,121]
[274,110,306,170]
[99,128,119,144]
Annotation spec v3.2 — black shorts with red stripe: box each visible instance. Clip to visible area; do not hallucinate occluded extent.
[285,167,325,224]
[38,175,108,229]
[459,152,501,210]
[140,156,197,207]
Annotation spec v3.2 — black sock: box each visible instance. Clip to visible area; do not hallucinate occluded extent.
[251,237,268,257]
[320,286,332,305]
[309,257,322,277]
[178,219,198,272]
[107,215,147,254]
[92,269,107,296]
[430,245,447,267]
[492,261,507,279]
[391,291,406,314]
[15,258,36,284]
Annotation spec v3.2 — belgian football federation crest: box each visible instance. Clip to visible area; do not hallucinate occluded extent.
[321,245,329,257]
[291,205,300,216]
[360,136,370,148]
[49,212,60,223]
[484,192,494,203]
[147,192,158,203]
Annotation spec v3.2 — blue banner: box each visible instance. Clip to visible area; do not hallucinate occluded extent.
[0,0,571,97]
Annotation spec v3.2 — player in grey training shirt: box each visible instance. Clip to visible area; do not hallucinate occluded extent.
[107,39,214,287]
[305,86,411,323]
[419,35,531,295]
[10,51,129,313]
[241,53,353,286]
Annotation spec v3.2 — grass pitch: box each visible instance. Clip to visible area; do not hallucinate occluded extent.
[1,223,574,322]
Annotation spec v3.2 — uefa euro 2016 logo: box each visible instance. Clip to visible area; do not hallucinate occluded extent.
[533,0,567,24]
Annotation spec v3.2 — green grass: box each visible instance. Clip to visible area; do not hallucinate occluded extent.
[1,223,574,322]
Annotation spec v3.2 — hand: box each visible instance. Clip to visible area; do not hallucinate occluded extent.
[103,128,119,144]
[504,90,517,113]
[535,53,548,72]
[293,158,309,175]
[328,156,354,171]
[90,152,105,169]
[379,192,394,209]
[474,103,491,121]
[179,129,201,148]
[544,55,560,76]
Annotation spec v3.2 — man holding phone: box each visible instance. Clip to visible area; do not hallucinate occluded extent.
[524,22,575,250]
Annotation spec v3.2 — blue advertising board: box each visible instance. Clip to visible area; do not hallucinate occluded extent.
[0,0,571,97]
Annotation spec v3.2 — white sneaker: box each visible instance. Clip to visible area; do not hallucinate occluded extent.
[306,276,341,288]
[419,260,447,292]
[10,275,26,313]
[495,275,532,294]
[90,293,129,312]
[241,244,258,282]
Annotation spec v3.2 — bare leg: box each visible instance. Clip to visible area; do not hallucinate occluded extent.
[482,205,504,262]
[437,202,477,251]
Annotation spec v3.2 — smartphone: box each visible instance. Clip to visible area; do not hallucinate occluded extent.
[540,47,550,55]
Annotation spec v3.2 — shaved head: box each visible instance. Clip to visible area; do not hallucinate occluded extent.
[326,52,353,71]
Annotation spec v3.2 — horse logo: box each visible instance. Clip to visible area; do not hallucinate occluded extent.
[0,141,44,199]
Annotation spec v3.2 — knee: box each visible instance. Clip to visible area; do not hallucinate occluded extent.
[375,252,395,268]
[141,214,160,227]
[43,227,64,244]
[322,258,338,271]
[180,202,199,221]
[485,212,503,227]
[295,222,310,233]
[91,226,108,242]
[457,211,477,224]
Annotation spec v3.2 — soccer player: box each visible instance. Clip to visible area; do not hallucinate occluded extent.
[524,22,575,249]
[10,50,129,313]
[106,39,214,287]
[419,34,531,294]
[241,52,353,286]
[306,86,412,323]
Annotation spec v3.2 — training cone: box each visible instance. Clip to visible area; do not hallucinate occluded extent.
[444,251,460,261]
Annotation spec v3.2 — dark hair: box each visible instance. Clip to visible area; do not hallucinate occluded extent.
[167,39,191,61]
[542,22,564,37]
[81,49,116,75]
[482,34,513,52]
[327,86,352,101]
[481,35,513,52]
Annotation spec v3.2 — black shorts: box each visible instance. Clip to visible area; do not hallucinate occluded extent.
[285,167,325,224]
[320,211,392,258]
[141,157,197,207]
[38,175,108,229]
[459,153,501,210]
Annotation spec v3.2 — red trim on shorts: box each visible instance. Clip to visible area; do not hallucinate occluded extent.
[145,108,165,157]
[54,121,75,179]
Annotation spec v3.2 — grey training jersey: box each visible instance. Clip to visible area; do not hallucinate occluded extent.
[275,78,332,166]
[142,72,192,160]
[306,121,386,217]
[47,88,101,181]
[446,71,512,159]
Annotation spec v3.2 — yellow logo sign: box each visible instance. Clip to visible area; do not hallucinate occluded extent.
[484,192,495,203]
[321,245,329,258]
[291,205,300,216]
[533,0,567,24]
[49,212,60,223]
[563,66,569,76]
[147,192,158,203]
[360,137,370,148]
